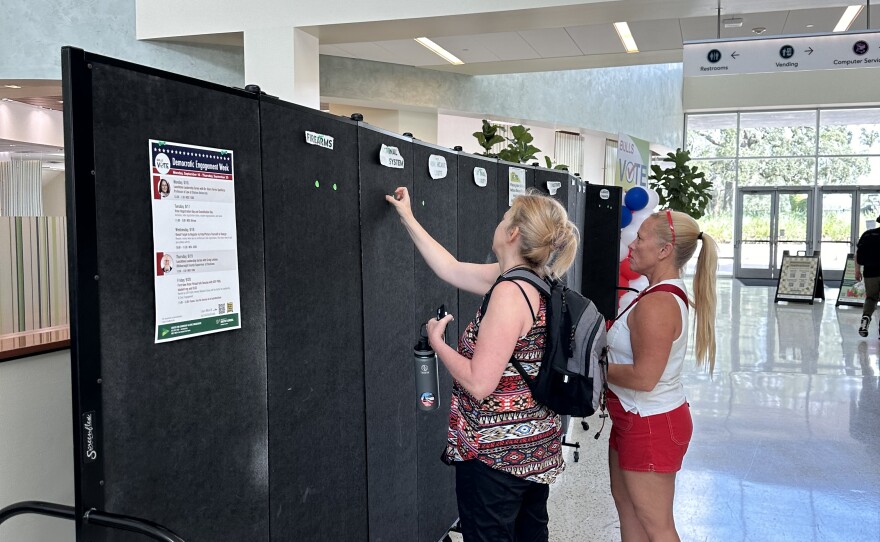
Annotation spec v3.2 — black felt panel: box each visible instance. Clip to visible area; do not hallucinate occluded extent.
[574,179,587,292]
[410,142,459,542]
[456,154,498,323]
[261,102,368,540]
[582,184,622,320]
[358,126,418,542]
[495,161,535,224]
[534,168,577,287]
[88,63,267,541]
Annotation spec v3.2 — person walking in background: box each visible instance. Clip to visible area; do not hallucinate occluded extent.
[855,217,880,337]
[386,187,579,542]
[605,210,718,542]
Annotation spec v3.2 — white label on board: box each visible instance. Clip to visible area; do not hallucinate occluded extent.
[428,154,447,179]
[305,131,334,150]
[474,167,488,187]
[547,181,562,196]
[509,167,526,205]
[600,189,610,200]
[380,144,405,169]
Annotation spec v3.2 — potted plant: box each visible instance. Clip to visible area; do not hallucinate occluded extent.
[472,119,505,157]
[649,148,712,219]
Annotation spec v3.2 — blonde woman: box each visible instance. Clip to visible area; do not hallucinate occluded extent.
[386,187,579,542]
[606,210,718,542]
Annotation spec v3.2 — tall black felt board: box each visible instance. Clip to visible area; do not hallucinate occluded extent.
[457,154,498,322]
[260,101,368,540]
[68,52,268,541]
[410,141,459,541]
[573,178,587,293]
[582,184,622,320]
[358,126,418,542]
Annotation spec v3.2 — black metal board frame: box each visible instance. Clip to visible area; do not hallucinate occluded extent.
[62,47,268,542]
[259,99,369,540]
[357,124,418,542]
[836,254,865,307]
[775,251,825,304]
[456,153,499,323]
[410,140,459,542]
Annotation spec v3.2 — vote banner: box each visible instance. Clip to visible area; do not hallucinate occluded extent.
[615,133,650,190]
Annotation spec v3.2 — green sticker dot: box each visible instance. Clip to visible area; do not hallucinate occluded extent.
[333,184,337,191]
[315,180,320,188]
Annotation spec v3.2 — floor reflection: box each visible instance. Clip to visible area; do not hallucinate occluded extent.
[542,279,880,542]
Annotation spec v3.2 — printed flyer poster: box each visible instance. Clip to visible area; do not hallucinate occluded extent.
[149,140,241,343]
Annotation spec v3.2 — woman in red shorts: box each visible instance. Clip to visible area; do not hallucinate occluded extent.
[606,210,718,541]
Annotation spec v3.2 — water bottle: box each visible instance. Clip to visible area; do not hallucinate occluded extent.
[414,305,445,411]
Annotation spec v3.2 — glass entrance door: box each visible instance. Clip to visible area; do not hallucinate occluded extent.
[817,187,880,281]
[735,188,813,279]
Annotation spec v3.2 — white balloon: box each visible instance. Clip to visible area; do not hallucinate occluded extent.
[620,226,637,246]
[619,241,629,262]
[629,275,649,292]
[646,188,660,211]
[630,208,653,229]
[619,291,638,312]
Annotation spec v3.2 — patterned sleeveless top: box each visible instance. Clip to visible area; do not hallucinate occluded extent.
[442,290,564,484]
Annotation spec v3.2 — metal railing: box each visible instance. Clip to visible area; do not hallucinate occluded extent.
[0,501,186,542]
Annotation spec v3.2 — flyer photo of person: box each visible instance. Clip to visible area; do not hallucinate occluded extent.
[154,177,171,199]
[156,253,174,276]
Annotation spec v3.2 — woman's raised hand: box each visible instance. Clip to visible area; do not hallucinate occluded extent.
[385,187,413,221]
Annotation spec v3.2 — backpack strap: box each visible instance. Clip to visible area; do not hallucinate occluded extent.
[478,267,551,319]
[606,283,688,331]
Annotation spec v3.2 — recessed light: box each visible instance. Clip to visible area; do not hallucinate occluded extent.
[752,27,767,35]
[414,37,464,65]
[723,18,743,28]
[3,85,22,89]
[805,24,815,28]
[613,22,639,54]
[835,5,864,32]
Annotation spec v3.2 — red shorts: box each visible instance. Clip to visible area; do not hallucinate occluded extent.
[607,390,692,473]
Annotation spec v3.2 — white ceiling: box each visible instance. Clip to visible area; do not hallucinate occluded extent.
[319,5,875,75]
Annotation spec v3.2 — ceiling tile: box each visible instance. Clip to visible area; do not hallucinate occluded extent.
[627,18,683,51]
[431,35,501,63]
[469,32,541,62]
[565,24,625,55]
[334,42,400,64]
[374,39,451,66]
[785,6,868,34]
[319,44,356,58]
[681,11,789,41]
[517,28,582,58]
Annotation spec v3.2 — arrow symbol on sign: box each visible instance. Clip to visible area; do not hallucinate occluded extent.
[805,47,814,55]
[731,51,740,59]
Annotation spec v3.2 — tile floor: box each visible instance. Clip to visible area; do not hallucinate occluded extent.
[452,279,880,541]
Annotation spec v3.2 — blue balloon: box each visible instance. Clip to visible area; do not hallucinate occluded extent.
[620,207,632,229]
[624,186,649,211]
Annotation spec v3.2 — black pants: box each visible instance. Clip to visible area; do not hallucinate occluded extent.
[454,460,550,542]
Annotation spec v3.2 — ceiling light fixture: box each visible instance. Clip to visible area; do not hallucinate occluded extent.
[3,85,22,89]
[834,5,864,32]
[414,37,464,65]
[752,27,767,35]
[805,24,815,28]
[723,18,743,28]
[613,22,639,53]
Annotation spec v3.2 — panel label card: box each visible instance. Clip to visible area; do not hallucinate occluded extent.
[509,167,526,205]
[380,144,405,168]
[305,131,334,150]
[428,154,448,179]
[547,181,562,196]
[149,139,242,343]
[474,167,488,187]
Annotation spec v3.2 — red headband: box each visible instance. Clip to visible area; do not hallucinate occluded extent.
[665,209,676,245]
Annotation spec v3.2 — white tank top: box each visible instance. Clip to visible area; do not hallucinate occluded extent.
[607,278,689,416]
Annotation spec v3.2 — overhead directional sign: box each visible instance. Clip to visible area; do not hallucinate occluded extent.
[684,31,880,76]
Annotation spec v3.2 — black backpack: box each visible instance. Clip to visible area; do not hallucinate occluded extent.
[478,268,608,417]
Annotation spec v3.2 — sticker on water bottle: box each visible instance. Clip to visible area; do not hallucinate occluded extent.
[420,392,436,408]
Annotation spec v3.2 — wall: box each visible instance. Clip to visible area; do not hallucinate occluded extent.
[0,350,75,542]
[0,0,243,86]
[41,170,66,217]
[320,55,684,149]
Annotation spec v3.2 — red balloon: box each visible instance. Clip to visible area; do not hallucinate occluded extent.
[620,259,640,281]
